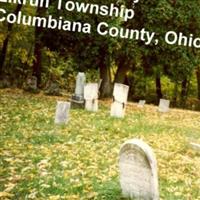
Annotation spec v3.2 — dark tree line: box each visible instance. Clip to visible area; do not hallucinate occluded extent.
[0,0,200,109]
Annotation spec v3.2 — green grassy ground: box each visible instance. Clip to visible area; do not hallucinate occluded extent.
[0,89,200,200]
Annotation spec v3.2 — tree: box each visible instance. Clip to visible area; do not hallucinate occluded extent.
[32,5,46,87]
[196,66,200,100]
[0,4,23,76]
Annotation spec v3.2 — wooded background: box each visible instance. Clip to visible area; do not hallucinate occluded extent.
[1,0,200,110]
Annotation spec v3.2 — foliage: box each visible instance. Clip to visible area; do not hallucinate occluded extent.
[0,89,200,199]
[1,0,200,105]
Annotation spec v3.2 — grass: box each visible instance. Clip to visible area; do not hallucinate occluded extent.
[0,88,200,200]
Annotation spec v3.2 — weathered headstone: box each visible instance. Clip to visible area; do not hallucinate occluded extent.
[55,101,71,124]
[27,76,37,89]
[71,72,86,108]
[110,83,129,118]
[119,139,159,200]
[84,83,98,112]
[24,76,38,93]
[158,99,170,112]
[138,100,146,108]
[45,82,61,96]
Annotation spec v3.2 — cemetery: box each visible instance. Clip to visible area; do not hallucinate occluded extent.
[0,84,200,199]
[1,1,200,199]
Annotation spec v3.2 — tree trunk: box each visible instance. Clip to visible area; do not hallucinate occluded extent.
[0,4,23,76]
[99,47,112,98]
[33,29,42,86]
[32,5,45,87]
[155,75,163,102]
[180,78,188,107]
[196,66,200,100]
[172,81,178,106]
[114,57,130,84]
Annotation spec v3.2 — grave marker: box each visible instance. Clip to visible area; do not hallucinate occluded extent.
[138,100,146,108]
[84,83,98,112]
[75,72,85,97]
[55,101,71,124]
[110,83,129,118]
[71,72,86,108]
[190,142,200,152]
[24,76,38,92]
[158,99,170,112]
[119,139,159,200]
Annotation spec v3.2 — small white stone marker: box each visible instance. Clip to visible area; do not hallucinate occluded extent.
[138,100,146,108]
[84,83,98,112]
[158,99,170,112]
[55,101,71,124]
[110,83,129,118]
[190,142,200,152]
[119,139,159,200]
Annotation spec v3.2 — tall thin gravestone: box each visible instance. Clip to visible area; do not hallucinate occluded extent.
[119,139,159,200]
[110,83,129,118]
[158,99,170,112]
[84,83,98,112]
[55,101,71,124]
[71,72,86,108]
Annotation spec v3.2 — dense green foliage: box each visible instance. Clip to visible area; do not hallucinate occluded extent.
[0,0,200,109]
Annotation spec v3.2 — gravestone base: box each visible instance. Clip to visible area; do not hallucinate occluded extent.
[85,99,98,112]
[110,102,125,118]
[71,95,84,109]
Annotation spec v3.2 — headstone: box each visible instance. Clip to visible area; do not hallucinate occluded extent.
[119,139,159,200]
[84,83,98,112]
[45,82,61,96]
[158,99,170,112]
[55,101,71,124]
[137,100,146,108]
[27,76,37,89]
[24,76,38,93]
[75,72,85,97]
[71,72,86,108]
[110,83,129,118]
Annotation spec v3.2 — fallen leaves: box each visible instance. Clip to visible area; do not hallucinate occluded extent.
[0,89,200,199]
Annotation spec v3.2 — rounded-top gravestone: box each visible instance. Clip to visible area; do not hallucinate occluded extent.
[119,139,159,200]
